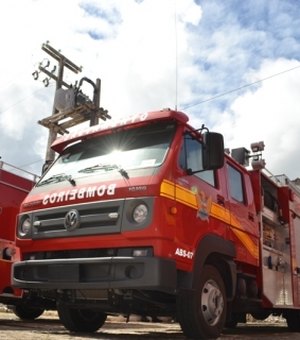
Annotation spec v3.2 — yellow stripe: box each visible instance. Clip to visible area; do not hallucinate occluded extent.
[211,203,258,259]
[175,184,198,209]
[230,214,241,229]
[231,228,259,259]
[160,179,175,199]
[210,202,231,224]
[160,180,198,209]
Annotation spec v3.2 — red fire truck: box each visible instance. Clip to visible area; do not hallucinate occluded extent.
[12,109,300,339]
[0,160,48,319]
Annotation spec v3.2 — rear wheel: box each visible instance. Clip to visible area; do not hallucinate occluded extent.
[12,304,44,320]
[177,265,227,339]
[285,310,300,332]
[251,311,270,321]
[225,312,241,328]
[57,304,107,333]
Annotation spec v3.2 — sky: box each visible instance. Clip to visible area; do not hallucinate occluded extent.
[0,0,300,180]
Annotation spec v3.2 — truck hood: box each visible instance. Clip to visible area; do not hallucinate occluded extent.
[21,167,162,212]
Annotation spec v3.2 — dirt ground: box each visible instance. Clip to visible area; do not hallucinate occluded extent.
[0,307,300,340]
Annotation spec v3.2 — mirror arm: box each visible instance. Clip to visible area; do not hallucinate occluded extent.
[186,168,204,176]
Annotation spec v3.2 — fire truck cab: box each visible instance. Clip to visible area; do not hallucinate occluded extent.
[12,109,300,338]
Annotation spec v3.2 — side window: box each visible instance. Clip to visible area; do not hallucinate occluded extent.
[179,136,215,187]
[227,164,245,203]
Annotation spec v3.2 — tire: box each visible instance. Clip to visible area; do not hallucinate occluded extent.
[57,304,107,333]
[177,265,227,339]
[285,310,300,332]
[12,304,44,320]
[225,318,238,328]
[225,314,238,329]
[225,312,246,328]
[250,311,270,321]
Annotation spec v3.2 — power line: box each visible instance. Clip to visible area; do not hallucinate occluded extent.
[0,69,32,93]
[182,63,300,111]
[0,84,54,116]
[19,158,44,168]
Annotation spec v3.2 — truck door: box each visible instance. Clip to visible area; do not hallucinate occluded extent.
[173,132,229,250]
[225,161,259,267]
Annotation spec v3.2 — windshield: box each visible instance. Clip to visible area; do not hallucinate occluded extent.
[37,121,176,187]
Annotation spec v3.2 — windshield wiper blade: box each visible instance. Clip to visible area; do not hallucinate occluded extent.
[79,164,129,179]
[79,164,114,173]
[67,175,76,186]
[38,173,76,187]
[118,167,129,180]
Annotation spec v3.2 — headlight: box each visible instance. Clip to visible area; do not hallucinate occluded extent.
[132,248,153,257]
[3,247,16,260]
[132,204,148,224]
[19,215,31,237]
[123,198,153,231]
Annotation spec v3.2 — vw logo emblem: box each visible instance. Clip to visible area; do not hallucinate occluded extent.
[64,209,80,231]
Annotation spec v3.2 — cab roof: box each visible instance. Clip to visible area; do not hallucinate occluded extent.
[51,109,189,153]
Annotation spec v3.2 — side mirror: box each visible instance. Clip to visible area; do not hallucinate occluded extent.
[202,132,224,170]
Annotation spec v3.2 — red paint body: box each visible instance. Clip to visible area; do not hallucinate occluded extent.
[0,162,36,301]
[12,109,300,335]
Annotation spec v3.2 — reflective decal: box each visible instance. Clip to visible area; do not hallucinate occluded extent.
[192,187,212,221]
[42,183,116,205]
[175,247,194,259]
[128,185,147,192]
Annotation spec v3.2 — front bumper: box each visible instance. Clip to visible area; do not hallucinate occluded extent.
[13,256,177,293]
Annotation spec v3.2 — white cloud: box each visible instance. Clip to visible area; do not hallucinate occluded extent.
[88,0,203,116]
[0,0,299,181]
[215,58,300,179]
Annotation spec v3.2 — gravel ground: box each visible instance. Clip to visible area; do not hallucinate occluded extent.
[0,305,299,340]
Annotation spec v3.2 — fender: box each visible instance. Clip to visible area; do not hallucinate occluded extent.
[177,234,237,300]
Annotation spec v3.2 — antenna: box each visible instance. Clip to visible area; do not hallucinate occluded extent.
[174,0,178,111]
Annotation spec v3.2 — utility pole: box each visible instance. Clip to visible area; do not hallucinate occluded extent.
[33,42,110,173]
[90,78,101,126]
[35,42,82,168]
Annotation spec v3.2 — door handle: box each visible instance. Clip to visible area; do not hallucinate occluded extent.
[217,195,225,206]
[248,212,254,221]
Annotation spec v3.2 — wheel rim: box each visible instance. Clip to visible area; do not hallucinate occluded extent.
[201,279,224,326]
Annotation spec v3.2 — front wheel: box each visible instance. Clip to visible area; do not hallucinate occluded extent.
[12,304,44,320]
[177,265,227,339]
[57,304,107,333]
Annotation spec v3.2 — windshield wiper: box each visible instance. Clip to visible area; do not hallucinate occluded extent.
[79,164,129,179]
[38,173,76,187]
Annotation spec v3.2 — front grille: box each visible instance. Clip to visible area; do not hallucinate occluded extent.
[24,247,153,260]
[31,200,124,239]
